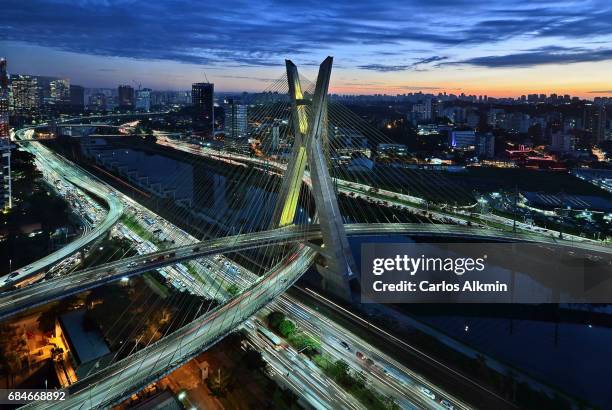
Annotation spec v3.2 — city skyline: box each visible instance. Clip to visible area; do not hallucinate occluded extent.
[2,0,612,97]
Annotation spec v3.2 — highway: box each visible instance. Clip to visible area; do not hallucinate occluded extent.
[17,222,464,410]
[158,136,604,245]
[3,221,612,321]
[111,193,461,409]
[0,130,124,289]
[26,246,317,409]
[255,296,470,410]
[243,318,366,410]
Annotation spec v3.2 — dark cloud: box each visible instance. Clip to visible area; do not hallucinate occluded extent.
[357,64,415,72]
[414,56,448,65]
[447,46,612,68]
[358,56,447,71]
[216,74,279,82]
[0,0,610,69]
[588,90,612,94]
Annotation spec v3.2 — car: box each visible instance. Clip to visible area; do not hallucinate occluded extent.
[440,399,454,409]
[356,351,366,360]
[419,387,435,400]
[8,272,19,279]
[340,341,351,351]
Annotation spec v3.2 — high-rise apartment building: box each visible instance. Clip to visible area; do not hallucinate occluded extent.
[118,85,135,109]
[476,132,495,158]
[88,93,107,111]
[70,85,85,110]
[584,104,607,143]
[49,78,70,105]
[224,98,248,139]
[412,99,432,121]
[10,74,39,117]
[135,88,151,112]
[192,82,214,137]
[0,58,12,210]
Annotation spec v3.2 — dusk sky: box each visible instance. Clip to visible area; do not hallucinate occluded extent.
[2,0,612,97]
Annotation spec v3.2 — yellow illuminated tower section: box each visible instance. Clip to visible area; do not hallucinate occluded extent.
[272,57,356,301]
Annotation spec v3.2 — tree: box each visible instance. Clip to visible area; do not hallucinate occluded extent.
[354,370,367,390]
[288,333,320,355]
[227,284,239,296]
[267,311,285,329]
[330,360,351,386]
[382,395,401,410]
[278,319,296,338]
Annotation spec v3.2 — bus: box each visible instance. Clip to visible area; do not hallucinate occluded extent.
[258,327,283,350]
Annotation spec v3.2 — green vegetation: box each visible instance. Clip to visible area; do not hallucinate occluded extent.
[313,355,400,410]
[267,311,285,329]
[119,213,165,247]
[185,262,212,288]
[347,184,537,234]
[266,311,320,355]
[278,319,296,338]
[267,310,398,409]
[227,283,240,297]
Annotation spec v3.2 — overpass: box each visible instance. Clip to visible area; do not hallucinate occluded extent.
[0,132,124,290]
[12,111,169,141]
[28,244,316,409]
[3,111,171,286]
[18,220,612,409]
[3,222,612,321]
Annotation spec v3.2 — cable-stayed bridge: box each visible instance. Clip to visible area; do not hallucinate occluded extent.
[8,222,607,322]
[3,58,609,409]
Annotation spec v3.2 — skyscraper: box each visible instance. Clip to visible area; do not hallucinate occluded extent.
[192,82,214,137]
[0,59,12,211]
[476,132,495,158]
[49,78,70,105]
[118,85,135,109]
[10,74,40,117]
[584,104,607,143]
[88,92,107,111]
[70,85,85,110]
[224,98,248,139]
[135,88,151,112]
